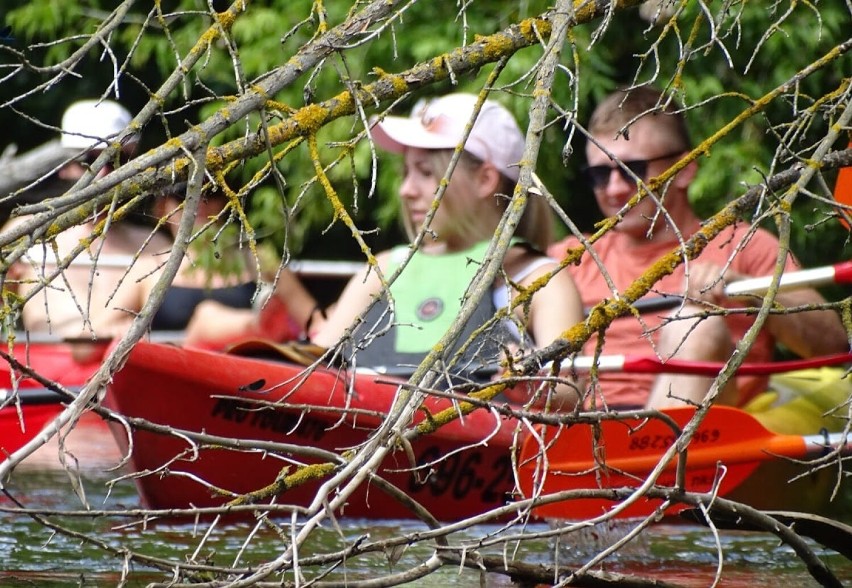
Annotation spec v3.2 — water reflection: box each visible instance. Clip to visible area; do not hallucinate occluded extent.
[1,466,850,587]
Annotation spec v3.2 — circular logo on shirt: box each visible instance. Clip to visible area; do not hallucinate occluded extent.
[416,297,444,321]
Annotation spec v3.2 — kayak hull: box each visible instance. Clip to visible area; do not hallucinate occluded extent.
[102,341,850,522]
[1,343,101,463]
[728,368,850,517]
[519,368,851,521]
[103,341,519,521]
[1,402,64,458]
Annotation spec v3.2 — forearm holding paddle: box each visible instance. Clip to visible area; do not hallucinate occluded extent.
[593,260,852,315]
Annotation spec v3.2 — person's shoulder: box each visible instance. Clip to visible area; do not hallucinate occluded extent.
[376,243,414,268]
[548,231,628,263]
[719,221,781,252]
[723,221,775,239]
[546,234,585,258]
[504,245,557,282]
[108,223,171,254]
[719,221,798,271]
[375,246,399,265]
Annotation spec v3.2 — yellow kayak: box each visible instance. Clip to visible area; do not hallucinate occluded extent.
[733,367,851,516]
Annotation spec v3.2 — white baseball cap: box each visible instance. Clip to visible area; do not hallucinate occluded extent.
[60,99,136,150]
[371,93,525,181]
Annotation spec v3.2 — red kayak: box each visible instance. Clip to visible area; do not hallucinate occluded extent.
[1,343,101,461]
[517,402,850,521]
[1,385,64,459]
[102,340,520,521]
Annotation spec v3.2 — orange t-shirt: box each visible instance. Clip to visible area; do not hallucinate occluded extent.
[548,221,798,408]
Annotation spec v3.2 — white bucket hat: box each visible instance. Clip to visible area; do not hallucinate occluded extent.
[60,99,135,150]
[371,93,525,181]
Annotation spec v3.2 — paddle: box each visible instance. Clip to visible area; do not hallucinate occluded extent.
[0,386,66,407]
[567,351,852,377]
[723,260,852,296]
[594,260,852,316]
[517,405,850,520]
[834,141,852,229]
[20,253,364,277]
[7,330,186,345]
[366,351,852,379]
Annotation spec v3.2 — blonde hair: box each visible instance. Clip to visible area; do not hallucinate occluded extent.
[403,150,551,251]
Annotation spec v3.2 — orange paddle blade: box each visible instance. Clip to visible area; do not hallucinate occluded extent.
[517,406,820,520]
[835,141,852,229]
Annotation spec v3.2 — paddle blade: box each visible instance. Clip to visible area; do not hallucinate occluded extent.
[835,142,852,229]
[517,406,790,520]
[834,260,852,285]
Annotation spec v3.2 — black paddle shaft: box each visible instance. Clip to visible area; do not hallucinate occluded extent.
[2,387,65,406]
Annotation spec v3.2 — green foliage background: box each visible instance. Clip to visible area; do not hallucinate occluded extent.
[1,0,849,270]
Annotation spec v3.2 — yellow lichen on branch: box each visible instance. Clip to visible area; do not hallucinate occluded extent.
[214,15,560,166]
[307,135,378,268]
[226,461,339,506]
[214,0,247,30]
[415,382,510,436]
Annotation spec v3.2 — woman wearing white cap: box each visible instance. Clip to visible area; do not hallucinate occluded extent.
[312,93,583,406]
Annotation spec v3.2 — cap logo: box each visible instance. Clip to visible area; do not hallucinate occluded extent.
[417,100,453,135]
[416,297,444,321]
[417,100,435,127]
[420,115,443,134]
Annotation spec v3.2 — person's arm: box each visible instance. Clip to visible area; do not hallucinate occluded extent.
[765,288,848,357]
[310,255,385,348]
[727,230,848,357]
[270,267,319,333]
[526,266,584,358]
[183,268,320,346]
[645,260,847,409]
[183,301,256,345]
[509,258,586,409]
[683,259,848,358]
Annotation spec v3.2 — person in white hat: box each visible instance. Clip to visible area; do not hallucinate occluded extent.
[312,93,583,407]
[58,99,137,180]
[5,99,171,367]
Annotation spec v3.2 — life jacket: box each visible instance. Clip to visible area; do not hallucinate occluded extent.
[352,241,524,379]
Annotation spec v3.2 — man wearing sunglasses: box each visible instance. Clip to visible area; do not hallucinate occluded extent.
[548,86,846,410]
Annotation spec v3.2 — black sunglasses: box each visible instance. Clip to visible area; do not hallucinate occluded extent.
[582,150,685,190]
[80,150,132,167]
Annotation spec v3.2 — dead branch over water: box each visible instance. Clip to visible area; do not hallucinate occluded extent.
[0,1,850,586]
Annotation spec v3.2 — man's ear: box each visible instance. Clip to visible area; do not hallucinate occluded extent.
[672,157,698,190]
[151,196,168,219]
[475,162,503,199]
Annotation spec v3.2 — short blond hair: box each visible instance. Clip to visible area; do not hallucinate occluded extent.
[589,86,691,152]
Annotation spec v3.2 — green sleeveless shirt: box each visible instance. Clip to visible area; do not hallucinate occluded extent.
[354,241,519,375]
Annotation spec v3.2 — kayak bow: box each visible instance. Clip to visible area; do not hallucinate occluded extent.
[517,405,850,520]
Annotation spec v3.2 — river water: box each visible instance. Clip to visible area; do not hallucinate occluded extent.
[1,424,851,587]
